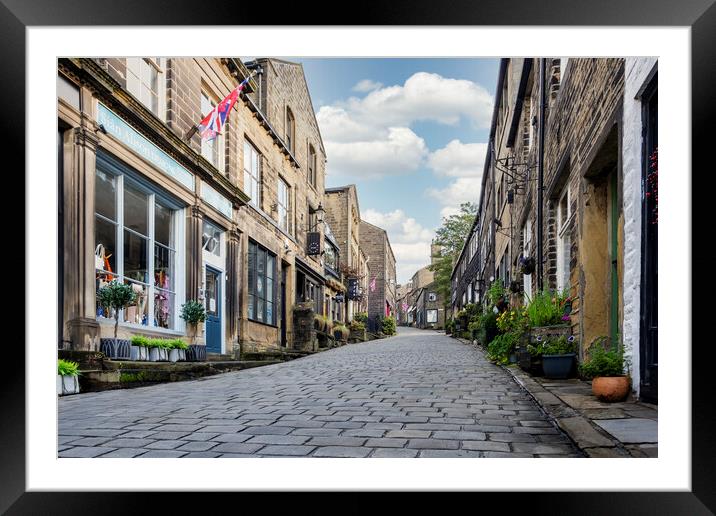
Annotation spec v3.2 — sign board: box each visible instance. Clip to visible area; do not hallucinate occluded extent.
[307,232,321,255]
[97,103,194,191]
[347,278,360,300]
[200,181,233,219]
[335,294,345,303]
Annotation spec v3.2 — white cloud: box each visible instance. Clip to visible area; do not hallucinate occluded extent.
[362,209,435,283]
[325,127,428,179]
[317,72,494,144]
[439,206,460,219]
[352,79,383,92]
[428,140,487,177]
[426,176,482,211]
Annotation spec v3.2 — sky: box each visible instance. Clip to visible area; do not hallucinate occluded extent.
[288,58,500,284]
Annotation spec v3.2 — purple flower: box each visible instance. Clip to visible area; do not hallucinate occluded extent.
[562,314,571,321]
[568,336,575,342]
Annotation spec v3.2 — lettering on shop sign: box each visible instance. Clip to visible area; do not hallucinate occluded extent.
[97,103,195,191]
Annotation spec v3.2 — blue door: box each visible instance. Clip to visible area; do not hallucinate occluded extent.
[205,266,221,354]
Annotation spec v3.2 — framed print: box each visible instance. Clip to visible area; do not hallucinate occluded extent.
[5,0,713,511]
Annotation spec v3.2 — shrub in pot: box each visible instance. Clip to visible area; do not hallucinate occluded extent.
[381,316,396,336]
[57,359,80,396]
[180,300,206,362]
[579,337,630,402]
[167,338,188,362]
[97,280,136,360]
[130,335,150,361]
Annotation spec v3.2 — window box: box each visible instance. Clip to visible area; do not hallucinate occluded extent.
[100,338,131,360]
[130,344,148,361]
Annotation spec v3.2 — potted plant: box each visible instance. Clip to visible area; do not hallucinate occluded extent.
[146,338,162,362]
[520,290,571,374]
[348,319,366,342]
[579,337,630,402]
[57,359,80,396]
[167,338,188,362]
[333,323,349,342]
[129,335,149,361]
[530,335,577,379]
[519,256,536,275]
[381,316,396,336]
[314,314,326,332]
[180,300,206,362]
[97,280,136,360]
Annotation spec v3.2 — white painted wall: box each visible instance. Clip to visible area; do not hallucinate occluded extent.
[622,57,657,396]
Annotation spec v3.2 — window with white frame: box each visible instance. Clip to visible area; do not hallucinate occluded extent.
[522,218,533,302]
[94,166,181,330]
[202,219,222,257]
[427,309,438,324]
[243,140,261,208]
[556,183,572,292]
[126,58,166,120]
[308,144,317,188]
[467,282,473,303]
[277,177,290,233]
[286,107,295,154]
[200,90,225,172]
[428,292,437,302]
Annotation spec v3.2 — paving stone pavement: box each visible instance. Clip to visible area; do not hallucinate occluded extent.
[58,327,583,458]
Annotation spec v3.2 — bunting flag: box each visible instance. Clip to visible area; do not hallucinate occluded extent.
[186,71,256,141]
[370,276,376,292]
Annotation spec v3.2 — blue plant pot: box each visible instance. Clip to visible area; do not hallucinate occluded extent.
[542,353,576,379]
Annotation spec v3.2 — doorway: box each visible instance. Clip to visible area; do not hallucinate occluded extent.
[281,263,288,347]
[204,265,222,354]
[640,76,658,404]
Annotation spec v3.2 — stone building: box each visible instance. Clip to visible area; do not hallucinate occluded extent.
[323,184,365,322]
[359,220,397,332]
[413,283,445,330]
[454,57,658,402]
[58,57,331,357]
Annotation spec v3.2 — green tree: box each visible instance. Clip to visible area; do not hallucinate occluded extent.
[429,202,478,309]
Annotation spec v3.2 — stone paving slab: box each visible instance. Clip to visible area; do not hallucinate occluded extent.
[59,328,581,459]
[594,418,658,444]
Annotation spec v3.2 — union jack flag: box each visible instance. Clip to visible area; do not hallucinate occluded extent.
[187,71,255,141]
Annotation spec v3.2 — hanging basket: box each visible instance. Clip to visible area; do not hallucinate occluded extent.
[519,256,536,275]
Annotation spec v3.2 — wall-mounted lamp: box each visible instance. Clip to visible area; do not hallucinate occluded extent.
[95,124,107,135]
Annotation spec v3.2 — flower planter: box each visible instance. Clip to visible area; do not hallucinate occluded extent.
[158,348,168,361]
[57,374,80,396]
[592,376,631,402]
[349,329,366,343]
[100,338,131,360]
[168,348,180,362]
[148,347,161,362]
[178,349,186,361]
[186,344,206,362]
[520,325,571,375]
[130,345,148,361]
[542,353,576,379]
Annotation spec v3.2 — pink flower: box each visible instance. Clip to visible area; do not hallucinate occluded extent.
[561,314,571,321]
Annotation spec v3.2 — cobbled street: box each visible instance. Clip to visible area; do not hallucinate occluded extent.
[59,328,582,458]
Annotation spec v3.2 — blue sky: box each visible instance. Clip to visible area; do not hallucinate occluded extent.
[288,58,500,283]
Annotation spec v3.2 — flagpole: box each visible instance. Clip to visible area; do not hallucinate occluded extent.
[184,69,258,142]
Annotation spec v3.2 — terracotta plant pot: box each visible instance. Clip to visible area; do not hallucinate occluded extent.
[592,376,631,402]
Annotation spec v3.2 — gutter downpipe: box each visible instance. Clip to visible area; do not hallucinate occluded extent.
[537,58,546,292]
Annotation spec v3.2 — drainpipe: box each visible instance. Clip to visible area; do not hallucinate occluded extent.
[537,58,546,291]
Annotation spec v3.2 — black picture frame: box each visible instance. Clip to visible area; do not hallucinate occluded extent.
[6,0,712,512]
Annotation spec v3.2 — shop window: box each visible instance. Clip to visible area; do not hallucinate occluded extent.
[427,309,438,324]
[202,220,222,257]
[324,242,338,273]
[248,240,276,325]
[200,90,225,172]
[94,168,179,330]
[126,58,165,120]
[243,140,262,209]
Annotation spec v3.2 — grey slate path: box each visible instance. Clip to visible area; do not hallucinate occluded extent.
[58,327,580,458]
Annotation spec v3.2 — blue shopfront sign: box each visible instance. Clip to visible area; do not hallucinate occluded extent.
[97,103,194,191]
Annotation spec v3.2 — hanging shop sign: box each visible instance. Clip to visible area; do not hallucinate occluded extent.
[97,103,195,191]
[334,294,345,303]
[200,181,233,219]
[307,232,321,255]
[347,278,360,300]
